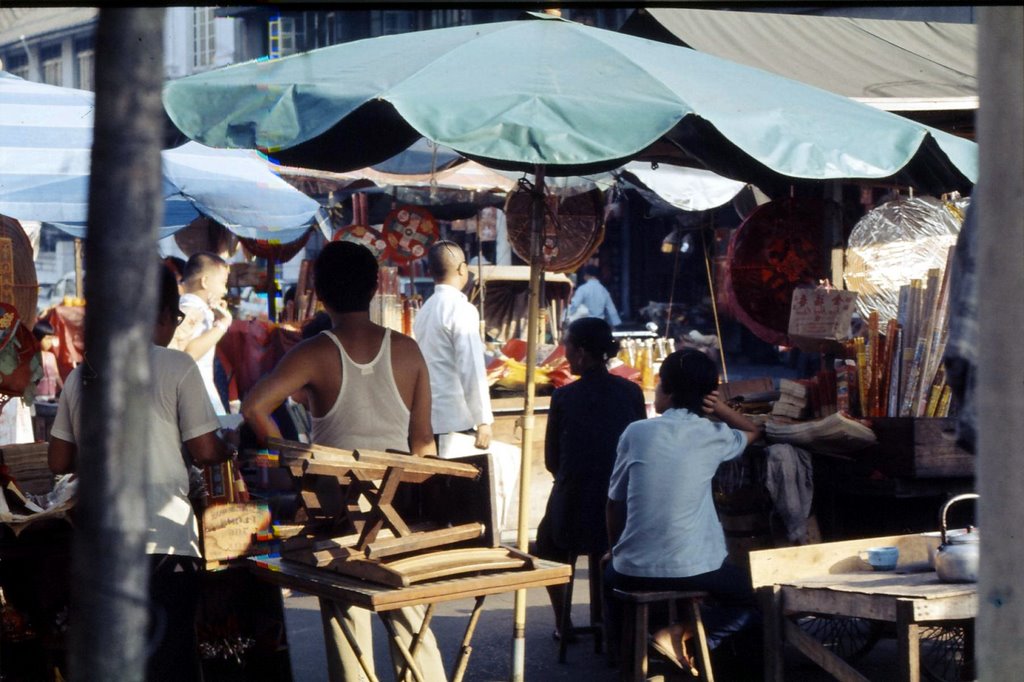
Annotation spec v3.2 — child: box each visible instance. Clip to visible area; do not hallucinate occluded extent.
[35,335,63,401]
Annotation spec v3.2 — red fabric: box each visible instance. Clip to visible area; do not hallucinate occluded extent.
[215,320,304,401]
[48,306,86,382]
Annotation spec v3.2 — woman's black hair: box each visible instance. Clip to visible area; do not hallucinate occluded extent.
[566,317,619,361]
[658,349,718,413]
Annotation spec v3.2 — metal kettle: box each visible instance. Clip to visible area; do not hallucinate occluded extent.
[935,493,979,583]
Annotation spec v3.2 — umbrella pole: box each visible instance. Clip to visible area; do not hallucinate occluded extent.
[701,226,728,383]
[511,165,544,682]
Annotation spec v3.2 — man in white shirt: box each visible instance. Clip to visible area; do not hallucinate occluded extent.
[414,240,493,453]
[171,252,232,414]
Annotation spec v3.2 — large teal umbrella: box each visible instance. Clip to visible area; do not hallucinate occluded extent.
[163,13,976,195]
[163,14,976,678]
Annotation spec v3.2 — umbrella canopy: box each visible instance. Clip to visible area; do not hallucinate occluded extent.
[163,13,976,195]
[0,71,324,241]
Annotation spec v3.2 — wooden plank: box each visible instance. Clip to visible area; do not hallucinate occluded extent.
[249,555,571,611]
[783,619,872,682]
[385,547,529,582]
[365,523,486,559]
[749,533,940,588]
[911,593,979,622]
[779,572,976,599]
[270,438,480,479]
[782,586,898,622]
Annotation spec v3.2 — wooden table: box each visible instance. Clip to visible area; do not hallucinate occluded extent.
[248,554,570,682]
[750,534,977,682]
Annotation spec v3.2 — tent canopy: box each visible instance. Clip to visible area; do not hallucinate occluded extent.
[0,71,323,242]
[620,8,977,112]
[163,13,976,196]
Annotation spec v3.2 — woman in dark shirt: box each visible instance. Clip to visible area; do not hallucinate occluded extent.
[534,317,647,638]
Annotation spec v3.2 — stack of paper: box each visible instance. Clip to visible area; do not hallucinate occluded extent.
[766,412,877,455]
[772,379,810,419]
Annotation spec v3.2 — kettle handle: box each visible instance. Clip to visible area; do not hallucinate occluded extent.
[940,493,979,544]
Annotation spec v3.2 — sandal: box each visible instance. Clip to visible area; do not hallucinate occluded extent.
[650,623,698,677]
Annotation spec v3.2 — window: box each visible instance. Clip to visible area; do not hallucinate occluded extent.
[268,15,297,58]
[75,40,94,91]
[4,53,28,80]
[192,7,216,68]
[431,9,466,29]
[41,45,62,85]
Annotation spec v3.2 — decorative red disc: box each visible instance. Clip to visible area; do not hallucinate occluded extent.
[724,197,834,346]
[333,223,389,262]
[383,206,439,264]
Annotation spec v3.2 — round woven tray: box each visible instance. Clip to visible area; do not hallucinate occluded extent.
[0,215,39,326]
[505,188,605,273]
[724,197,832,346]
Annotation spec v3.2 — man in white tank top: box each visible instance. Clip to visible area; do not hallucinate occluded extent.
[242,242,444,681]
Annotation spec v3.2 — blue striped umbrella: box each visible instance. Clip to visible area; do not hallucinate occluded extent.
[0,71,324,242]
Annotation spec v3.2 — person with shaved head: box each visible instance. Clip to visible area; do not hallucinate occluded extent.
[414,240,494,455]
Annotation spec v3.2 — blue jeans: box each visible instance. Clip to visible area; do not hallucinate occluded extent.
[603,558,761,653]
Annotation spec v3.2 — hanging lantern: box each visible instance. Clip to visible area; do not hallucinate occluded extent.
[239,228,313,263]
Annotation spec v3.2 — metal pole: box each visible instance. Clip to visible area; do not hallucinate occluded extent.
[71,8,164,681]
[511,165,544,682]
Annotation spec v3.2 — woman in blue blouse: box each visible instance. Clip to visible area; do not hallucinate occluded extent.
[604,349,762,672]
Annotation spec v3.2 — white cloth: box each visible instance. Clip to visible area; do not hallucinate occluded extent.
[178,292,225,415]
[608,407,747,578]
[412,283,493,434]
[50,346,220,557]
[0,398,34,445]
[437,432,521,536]
[765,444,814,544]
[312,330,410,452]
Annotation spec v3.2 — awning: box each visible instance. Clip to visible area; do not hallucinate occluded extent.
[620,8,977,113]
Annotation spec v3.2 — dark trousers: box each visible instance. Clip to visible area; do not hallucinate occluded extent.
[603,558,760,654]
[147,554,203,682]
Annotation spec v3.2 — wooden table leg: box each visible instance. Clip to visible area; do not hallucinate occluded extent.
[381,615,426,682]
[451,596,487,682]
[759,586,784,682]
[896,600,921,682]
[400,603,436,682]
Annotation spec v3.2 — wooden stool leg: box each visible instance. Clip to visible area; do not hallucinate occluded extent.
[558,558,578,664]
[620,601,649,682]
[688,599,715,682]
[587,552,604,654]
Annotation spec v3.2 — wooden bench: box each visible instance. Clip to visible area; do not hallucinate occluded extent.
[613,588,715,682]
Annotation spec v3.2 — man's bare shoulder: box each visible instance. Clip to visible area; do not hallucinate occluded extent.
[390,332,426,364]
[286,333,338,363]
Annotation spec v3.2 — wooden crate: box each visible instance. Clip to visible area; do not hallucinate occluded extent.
[859,417,974,478]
